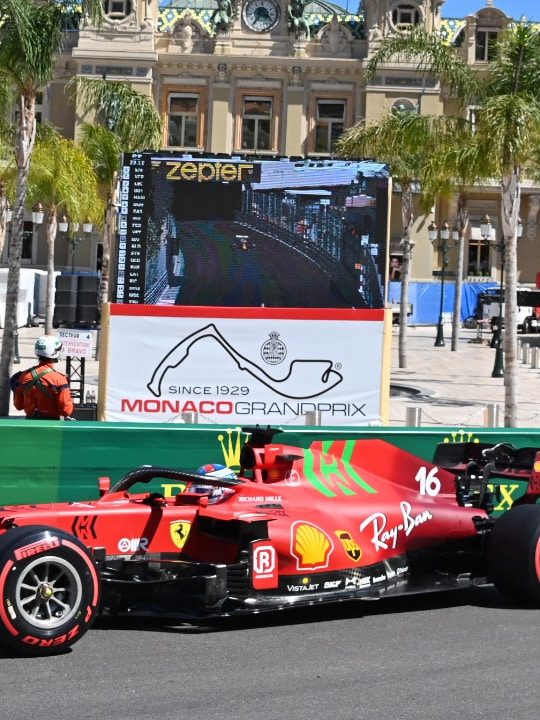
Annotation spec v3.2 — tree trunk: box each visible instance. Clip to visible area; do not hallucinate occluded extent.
[398,183,414,369]
[45,207,58,335]
[500,168,520,427]
[0,183,8,261]
[451,193,468,352]
[0,92,36,417]
[100,197,113,307]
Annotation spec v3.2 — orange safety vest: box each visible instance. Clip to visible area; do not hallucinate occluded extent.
[11,363,74,419]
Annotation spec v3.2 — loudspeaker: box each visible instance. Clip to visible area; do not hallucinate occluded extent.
[56,275,78,292]
[53,275,78,326]
[78,276,99,292]
[76,305,100,323]
[54,274,100,327]
[55,290,77,305]
[53,304,76,325]
[76,277,100,323]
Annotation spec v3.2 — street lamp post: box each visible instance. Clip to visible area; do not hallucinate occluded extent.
[479,213,523,378]
[59,217,93,273]
[429,220,455,347]
[32,202,44,226]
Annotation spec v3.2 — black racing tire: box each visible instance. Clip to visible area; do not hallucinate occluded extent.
[0,525,101,656]
[488,505,540,605]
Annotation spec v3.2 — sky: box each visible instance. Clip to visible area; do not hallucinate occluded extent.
[442,1,539,20]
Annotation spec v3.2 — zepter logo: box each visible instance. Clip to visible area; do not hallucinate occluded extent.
[291,521,334,570]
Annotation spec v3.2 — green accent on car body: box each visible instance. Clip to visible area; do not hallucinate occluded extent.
[303,440,376,497]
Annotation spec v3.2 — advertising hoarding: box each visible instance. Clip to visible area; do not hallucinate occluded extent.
[104,304,386,425]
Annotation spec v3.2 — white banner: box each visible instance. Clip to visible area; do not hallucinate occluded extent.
[105,306,386,425]
[59,329,96,359]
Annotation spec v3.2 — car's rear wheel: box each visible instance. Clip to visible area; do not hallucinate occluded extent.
[488,505,540,605]
[0,526,101,656]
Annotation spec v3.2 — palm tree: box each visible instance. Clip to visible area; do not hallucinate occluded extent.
[420,121,490,352]
[366,24,540,426]
[78,124,121,308]
[28,129,104,333]
[0,0,105,416]
[75,79,163,306]
[0,73,15,260]
[336,110,442,369]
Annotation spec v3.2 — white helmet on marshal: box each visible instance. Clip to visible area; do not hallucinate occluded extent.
[35,335,62,360]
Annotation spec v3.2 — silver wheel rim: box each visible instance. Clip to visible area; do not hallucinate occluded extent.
[14,555,83,630]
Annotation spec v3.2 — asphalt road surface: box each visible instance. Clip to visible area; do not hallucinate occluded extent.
[1,588,538,720]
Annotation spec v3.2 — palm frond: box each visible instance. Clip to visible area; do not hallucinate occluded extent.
[421,116,494,188]
[367,26,479,106]
[336,111,447,184]
[79,123,122,190]
[475,94,540,171]
[0,0,64,91]
[28,131,104,225]
[56,1,105,27]
[487,23,540,99]
[72,78,163,152]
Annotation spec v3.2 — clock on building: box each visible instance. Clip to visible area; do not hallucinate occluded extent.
[242,0,281,33]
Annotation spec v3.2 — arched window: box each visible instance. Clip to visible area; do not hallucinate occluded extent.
[392,98,417,114]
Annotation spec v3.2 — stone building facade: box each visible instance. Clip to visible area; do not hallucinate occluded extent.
[3,0,540,292]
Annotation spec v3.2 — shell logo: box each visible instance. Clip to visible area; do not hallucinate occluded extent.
[291,521,334,570]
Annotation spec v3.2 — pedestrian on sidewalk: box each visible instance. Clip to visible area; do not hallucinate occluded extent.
[10,335,75,420]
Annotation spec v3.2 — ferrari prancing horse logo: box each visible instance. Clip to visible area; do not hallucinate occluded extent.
[170,521,191,550]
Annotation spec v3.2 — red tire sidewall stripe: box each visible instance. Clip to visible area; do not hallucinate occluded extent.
[535,535,540,583]
[0,559,19,636]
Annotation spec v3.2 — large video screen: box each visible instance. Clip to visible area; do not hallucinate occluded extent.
[116,154,390,309]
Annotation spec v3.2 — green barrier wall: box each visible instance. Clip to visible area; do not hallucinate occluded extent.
[1,420,537,514]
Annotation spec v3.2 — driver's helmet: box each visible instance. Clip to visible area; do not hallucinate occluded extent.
[192,464,236,501]
[196,463,236,480]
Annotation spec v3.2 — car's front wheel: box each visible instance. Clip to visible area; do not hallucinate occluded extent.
[488,505,540,605]
[0,526,101,656]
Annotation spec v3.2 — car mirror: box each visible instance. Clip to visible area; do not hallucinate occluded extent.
[98,476,111,496]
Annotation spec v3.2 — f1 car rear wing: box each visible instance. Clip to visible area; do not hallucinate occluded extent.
[433,442,536,478]
[433,442,540,505]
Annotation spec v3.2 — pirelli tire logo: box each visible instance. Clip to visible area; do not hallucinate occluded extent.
[14,537,61,561]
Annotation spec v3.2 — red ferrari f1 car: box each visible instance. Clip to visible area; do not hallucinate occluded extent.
[0,427,539,656]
